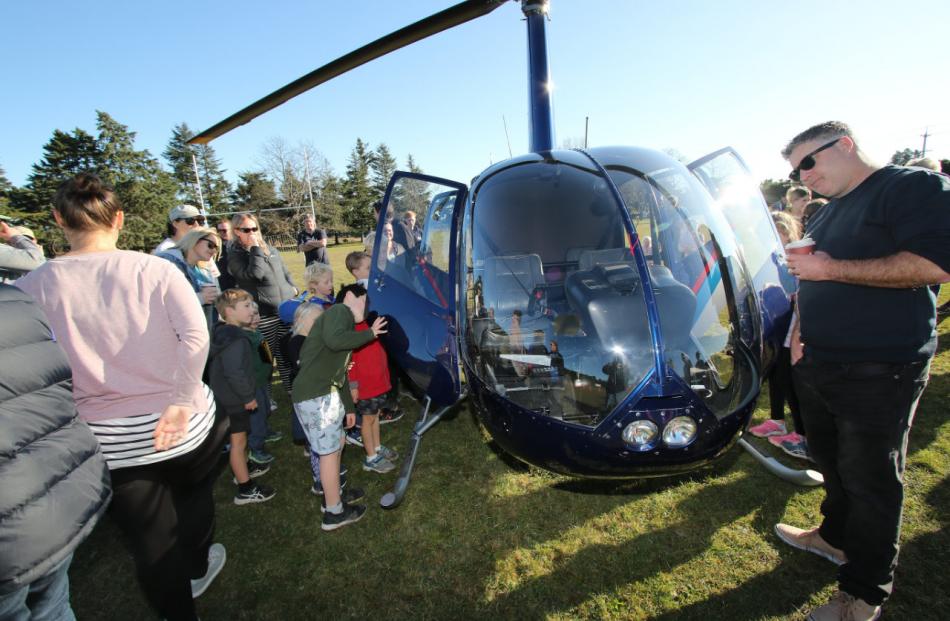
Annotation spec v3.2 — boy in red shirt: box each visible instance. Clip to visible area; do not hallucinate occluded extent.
[349,318,399,473]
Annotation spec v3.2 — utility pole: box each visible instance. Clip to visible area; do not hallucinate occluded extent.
[921,127,930,157]
[190,152,207,212]
[304,150,316,221]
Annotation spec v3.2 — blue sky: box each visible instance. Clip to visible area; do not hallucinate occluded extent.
[2,1,948,189]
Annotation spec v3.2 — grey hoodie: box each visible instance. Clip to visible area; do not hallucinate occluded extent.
[207,322,256,412]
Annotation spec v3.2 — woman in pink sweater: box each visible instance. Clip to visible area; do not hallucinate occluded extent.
[16,173,229,621]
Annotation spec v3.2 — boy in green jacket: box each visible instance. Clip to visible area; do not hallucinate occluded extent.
[292,283,387,531]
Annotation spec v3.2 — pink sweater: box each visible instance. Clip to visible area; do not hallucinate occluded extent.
[16,250,209,422]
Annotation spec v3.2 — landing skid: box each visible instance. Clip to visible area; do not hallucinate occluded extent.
[380,395,458,509]
[738,437,824,487]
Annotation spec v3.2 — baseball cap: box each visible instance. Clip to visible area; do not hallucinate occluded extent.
[168,204,202,222]
[15,226,36,240]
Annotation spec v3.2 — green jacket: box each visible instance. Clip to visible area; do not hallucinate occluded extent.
[292,304,375,412]
[242,328,273,389]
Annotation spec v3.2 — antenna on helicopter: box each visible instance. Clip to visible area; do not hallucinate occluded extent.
[502,115,513,157]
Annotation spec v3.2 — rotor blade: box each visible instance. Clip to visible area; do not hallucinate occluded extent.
[190,0,508,144]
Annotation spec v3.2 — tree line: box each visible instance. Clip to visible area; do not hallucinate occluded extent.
[0,111,423,251]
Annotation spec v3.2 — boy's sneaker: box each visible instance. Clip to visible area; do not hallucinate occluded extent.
[310,471,348,496]
[749,419,787,438]
[264,430,284,444]
[363,454,396,474]
[232,461,270,484]
[234,483,276,506]
[191,543,226,598]
[319,487,366,513]
[378,445,399,462]
[774,523,847,566]
[248,450,275,465]
[379,408,404,425]
[321,503,367,531]
[345,428,364,448]
[777,438,811,461]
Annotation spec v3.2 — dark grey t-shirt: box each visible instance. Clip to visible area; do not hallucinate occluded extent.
[799,165,950,362]
[297,229,328,265]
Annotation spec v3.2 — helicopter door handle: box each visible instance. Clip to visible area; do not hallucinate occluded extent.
[374,276,386,291]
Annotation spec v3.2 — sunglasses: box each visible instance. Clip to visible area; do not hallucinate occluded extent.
[237,226,258,234]
[200,237,218,251]
[789,138,840,181]
[176,216,206,225]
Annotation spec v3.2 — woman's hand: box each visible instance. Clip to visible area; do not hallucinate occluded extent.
[153,404,191,451]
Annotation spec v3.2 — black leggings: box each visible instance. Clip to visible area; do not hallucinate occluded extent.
[107,415,229,621]
[258,313,293,391]
[767,346,804,435]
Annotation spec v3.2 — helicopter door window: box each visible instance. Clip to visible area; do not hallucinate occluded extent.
[379,178,458,308]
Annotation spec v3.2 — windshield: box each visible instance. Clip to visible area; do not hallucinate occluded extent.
[606,162,756,418]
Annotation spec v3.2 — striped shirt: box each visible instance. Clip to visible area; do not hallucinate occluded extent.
[87,385,216,470]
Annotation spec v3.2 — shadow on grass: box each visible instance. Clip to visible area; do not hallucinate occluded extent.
[478,469,811,619]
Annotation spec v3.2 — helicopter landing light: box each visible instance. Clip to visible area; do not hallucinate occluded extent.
[622,420,658,449]
[662,416,698,448]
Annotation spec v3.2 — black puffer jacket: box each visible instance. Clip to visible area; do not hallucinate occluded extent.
[227,243,296,316]
[0,285,111,594]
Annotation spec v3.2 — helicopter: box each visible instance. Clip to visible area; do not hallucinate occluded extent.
[190,0,820,508]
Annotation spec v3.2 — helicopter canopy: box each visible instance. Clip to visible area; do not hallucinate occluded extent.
[462,148,759,429]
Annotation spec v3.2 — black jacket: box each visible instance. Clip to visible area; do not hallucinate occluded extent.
[208,323,256,412]
[227,243,296,316]
[0,285,111,594]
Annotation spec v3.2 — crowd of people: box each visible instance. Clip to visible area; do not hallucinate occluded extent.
[2,121,949,621]
[0,176,404,620]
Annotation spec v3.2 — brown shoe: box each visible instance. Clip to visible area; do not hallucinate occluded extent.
[807,590,881,620]
[774,523,847,566]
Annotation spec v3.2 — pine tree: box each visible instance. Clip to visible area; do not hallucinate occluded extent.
[315,170,345,238]
[164,122,232,213]
[15,128,100,216]
[401,153,431,218]
[370,143,398,202]
[0,164,12,214]
[341,138,375,233]
[94,111,177,251]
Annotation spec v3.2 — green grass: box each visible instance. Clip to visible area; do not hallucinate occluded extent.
[68,248,950,620]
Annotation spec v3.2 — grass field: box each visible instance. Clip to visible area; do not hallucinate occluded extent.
[69,244,950,620]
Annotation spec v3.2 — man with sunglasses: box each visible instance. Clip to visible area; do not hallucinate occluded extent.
[776,121,950,621]
[152,204,208,254]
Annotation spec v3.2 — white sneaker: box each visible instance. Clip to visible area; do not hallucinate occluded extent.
[191,543,226,598]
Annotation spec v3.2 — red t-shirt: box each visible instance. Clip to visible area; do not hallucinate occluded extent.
[349,321,391,400]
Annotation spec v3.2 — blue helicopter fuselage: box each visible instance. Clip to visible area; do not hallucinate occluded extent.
[368,145,793,479]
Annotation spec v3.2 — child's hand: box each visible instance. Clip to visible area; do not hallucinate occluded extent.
[344,413,356,429]
[245,399,258,411]
[371,315,388,337]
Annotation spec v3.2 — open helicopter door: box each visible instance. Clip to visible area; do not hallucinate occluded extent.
[687,148,794,367]
[686,148,816,485]
[368,171,468,508]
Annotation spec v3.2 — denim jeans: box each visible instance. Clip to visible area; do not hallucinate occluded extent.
[0,554,75,621]
[793,356,930,605]
[248,387,270,453]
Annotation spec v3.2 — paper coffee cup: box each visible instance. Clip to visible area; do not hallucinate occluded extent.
[785,238,816,255]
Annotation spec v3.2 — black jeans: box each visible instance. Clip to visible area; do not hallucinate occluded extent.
[792,356,929,605]
[108,415,229,621]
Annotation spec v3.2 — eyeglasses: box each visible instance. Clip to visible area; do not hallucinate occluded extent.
[789,138,841,181]
[176,216,206,225]
[216,227,229,233]
[237,227,258,234]
[200,238,218,251]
